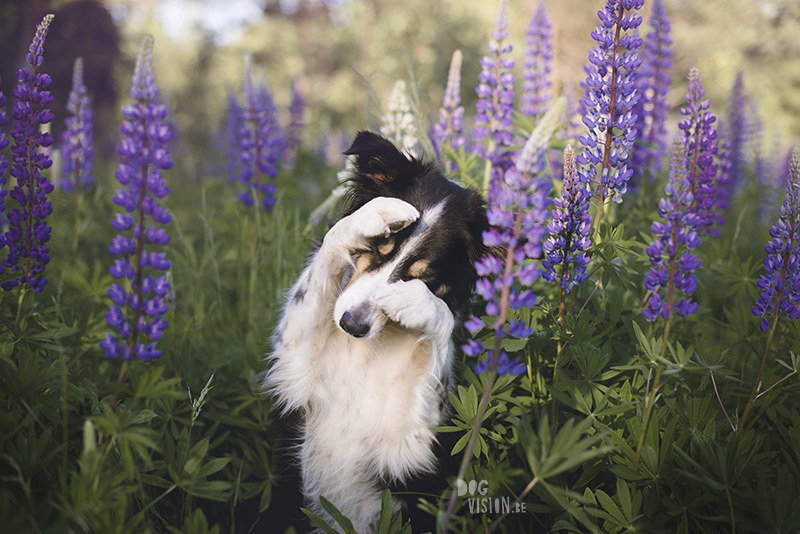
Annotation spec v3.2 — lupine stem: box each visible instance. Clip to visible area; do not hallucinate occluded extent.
[441,205,523,534]
[485,477,539,533]
[72,190,82,253]
[739,289,782,433]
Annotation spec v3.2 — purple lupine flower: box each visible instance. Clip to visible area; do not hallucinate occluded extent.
[579,0,643,212]
[0,77,10,250]
[679,68,721,236]
[727,71,748,195]
[752,148,800,332]
[237,60,282,211]
[642,138,703,321]
[1,15,55,292]
[465,104,559,376]
[542,144,592,293]
[431,49,465,158]
[60,57,94,192]
[101,36,173,363]
[223,90,245,184]
[758,138,790,225]
[473,0,516,203]
[521,1,552,119]
[283,77,304,167]
[715,120,733,215]
[630,0,672,184]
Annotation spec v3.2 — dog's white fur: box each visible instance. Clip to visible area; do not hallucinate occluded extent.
[264,197,456,532]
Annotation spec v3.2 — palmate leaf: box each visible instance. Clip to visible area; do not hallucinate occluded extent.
[516,413,613,482]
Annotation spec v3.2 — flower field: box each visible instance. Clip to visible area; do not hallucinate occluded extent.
[2,1,800,533]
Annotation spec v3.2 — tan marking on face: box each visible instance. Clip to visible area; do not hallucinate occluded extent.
[407,259,430,278]
[377,237,395,256]
[355,253,372,273]
[435,284,451,298]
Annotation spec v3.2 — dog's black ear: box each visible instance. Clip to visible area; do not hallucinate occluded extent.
[343,131,413,185]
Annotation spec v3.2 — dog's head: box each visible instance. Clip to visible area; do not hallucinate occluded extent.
[333,131,489,339]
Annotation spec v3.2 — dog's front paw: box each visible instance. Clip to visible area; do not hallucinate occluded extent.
[375,279,453,335]
[352,197,420,240]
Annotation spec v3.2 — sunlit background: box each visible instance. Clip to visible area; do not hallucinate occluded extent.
[1,0,798,178]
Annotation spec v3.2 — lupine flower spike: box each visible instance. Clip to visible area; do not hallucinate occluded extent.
[578,0,643,240]
[1,15,56,292]
[542,143,592,313]
[379,80,419,158]
[100,35,173,363]
[61,57,94,252]
[0,77,9,250]
[283,77,305,168]
[61,57,94,192]
[679,68,722,236]
[521,1,553,120]
[431,49,465,166]
[464,100,563,376]
[742,147,800,433]
[727,71,749,195]
[642,138,702,322]
[751,148,800,332]
[630,0,672,184]
[473,0,516,204]
[237,58,282,212]
[223,91,245,184]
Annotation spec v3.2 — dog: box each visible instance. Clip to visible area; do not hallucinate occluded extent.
[261,131,488,533]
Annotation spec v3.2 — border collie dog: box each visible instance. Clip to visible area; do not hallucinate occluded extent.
[262,131,488,532]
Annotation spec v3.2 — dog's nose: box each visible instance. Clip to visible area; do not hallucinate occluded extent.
[339,311,370,338]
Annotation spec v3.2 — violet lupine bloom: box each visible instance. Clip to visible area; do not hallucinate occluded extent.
[630,0,672,183]
[521,1,552,119]
[752,148,800,332]
[678,68,721,236]
[2,15,56,292]
[578,0,643,207]
[100,36,173,363]
[542,145,592,293]
[715,120,733,216]
[283,77,304,167]
[473,0,516,203]
[758,140,790,225]
[642,138,702,322]
[61,57,94,192]
[431,49,465,157]
[464,103,559,376]
[0,77,9,247]
[237,63,282,212]
[727,71,748,195]
[223,91,245,184]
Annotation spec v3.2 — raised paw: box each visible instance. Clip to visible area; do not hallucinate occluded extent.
[351,197,420,240]
[374,279,453,335]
